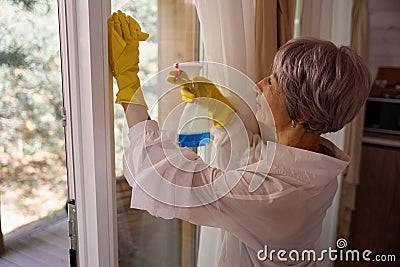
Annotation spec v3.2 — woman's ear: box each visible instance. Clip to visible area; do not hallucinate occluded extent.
[297,109,311,125]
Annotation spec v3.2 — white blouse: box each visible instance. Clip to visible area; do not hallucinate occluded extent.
[123,118,350,266]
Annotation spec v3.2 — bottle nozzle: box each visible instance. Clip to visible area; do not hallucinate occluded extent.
[173,62,203,77]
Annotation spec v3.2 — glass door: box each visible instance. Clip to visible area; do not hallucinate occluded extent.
[0,0,68,234]
[111,0,200,266]
[57,0,201,265]
[0,0,68,235]
[0,1,69,265]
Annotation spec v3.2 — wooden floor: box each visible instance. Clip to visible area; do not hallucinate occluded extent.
[0,213,69,267]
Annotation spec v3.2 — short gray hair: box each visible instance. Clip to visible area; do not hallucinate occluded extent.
[272,37,372,134]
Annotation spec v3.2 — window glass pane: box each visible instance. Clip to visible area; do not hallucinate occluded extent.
[112,0,158,177]
[111,1,200,266]
[0,1,67,234]
[111,2,181,267]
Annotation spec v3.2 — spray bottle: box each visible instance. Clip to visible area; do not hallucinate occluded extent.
[174,62,211,147]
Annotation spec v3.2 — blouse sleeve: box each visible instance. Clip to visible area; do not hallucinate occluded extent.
[210,117,264,169]
[124,120,220,228]
[122,119,335,252]
[123,120,281,231]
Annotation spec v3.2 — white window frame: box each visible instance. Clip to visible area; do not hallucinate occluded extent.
[59,0,203,265]
[58,0,117,266]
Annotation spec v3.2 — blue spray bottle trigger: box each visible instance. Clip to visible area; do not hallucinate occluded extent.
[174,62,211,147]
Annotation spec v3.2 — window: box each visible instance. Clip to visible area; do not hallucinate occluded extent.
[111,1,200,266]
[112,0,158,177]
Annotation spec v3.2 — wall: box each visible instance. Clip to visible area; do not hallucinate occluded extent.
[369,0,400,78]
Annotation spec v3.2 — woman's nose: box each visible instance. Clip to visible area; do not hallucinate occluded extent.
[256,78,267,93]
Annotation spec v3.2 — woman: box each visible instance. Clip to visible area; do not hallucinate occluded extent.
[108,11,371,267]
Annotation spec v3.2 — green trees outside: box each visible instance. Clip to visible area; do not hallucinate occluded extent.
[0,0,66,233]
[0,0,157,233]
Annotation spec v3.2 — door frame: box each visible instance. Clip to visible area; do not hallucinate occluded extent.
[58,0,117,266]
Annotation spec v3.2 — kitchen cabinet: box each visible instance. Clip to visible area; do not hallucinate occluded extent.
[349,134,400,255]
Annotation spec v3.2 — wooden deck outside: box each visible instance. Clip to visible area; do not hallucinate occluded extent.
[0,213,69,267]
[0,178,185,267]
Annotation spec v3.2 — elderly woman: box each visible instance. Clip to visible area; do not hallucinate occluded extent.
[108,11,371,267]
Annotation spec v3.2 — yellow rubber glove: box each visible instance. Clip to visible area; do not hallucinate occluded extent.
[108,10,149,106]
[167,71,236,127]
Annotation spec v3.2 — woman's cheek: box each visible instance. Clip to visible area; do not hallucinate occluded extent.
[255,94,275,127]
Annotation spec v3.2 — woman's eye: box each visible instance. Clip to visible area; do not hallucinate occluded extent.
[267,78,272,85]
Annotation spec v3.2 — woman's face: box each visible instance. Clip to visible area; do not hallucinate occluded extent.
[255,75,291,129]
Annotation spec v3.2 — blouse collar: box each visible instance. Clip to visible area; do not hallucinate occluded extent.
[261,137,350,186]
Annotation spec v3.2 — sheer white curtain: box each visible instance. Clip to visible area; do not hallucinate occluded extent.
[195,1,354,266]
[297,1,353,267]
[195,0,256,80]
[194,1,256,266]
